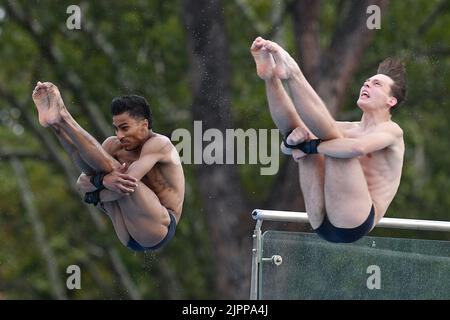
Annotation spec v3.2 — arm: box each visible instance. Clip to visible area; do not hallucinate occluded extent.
[317,130,400,159]
[80,136,139,203]
[99,137,171,203]
[78,172,135,203]
[77,173,126,205]
[125,137,171,181]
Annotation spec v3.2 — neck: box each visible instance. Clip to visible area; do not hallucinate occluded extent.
[129,129,153,153]
[140,129,153,146]
[360,108,391,129]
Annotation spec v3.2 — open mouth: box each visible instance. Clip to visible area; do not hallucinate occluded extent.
[360,90,370,98]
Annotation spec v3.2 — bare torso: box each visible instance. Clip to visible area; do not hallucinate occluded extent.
[108,134,185,219]
[344,121,404,222]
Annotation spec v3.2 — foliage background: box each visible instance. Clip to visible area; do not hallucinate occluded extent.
[0,0,448,299]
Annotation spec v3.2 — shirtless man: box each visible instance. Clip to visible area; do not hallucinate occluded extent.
[32,82,184,251]
[251,37,405,243]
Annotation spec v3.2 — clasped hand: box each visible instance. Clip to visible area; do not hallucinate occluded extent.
[103,163,138,195]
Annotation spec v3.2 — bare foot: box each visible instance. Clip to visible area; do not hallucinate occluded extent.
[263,40,301,80]
[32,81,63,127]
[250,37,276,80]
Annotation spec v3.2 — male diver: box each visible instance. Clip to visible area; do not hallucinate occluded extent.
[251,37,405,243]
[32,82,184,251]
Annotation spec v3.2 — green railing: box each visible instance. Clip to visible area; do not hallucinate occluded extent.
[250,209,450,299]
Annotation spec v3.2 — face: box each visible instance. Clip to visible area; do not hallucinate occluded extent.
[357,74,397,110]
[112,112,149,151]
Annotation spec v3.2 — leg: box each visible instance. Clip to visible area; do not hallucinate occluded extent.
[52,114,119,173]
[252,37,326,227]
[51,126,96,174]
[252,37,304,135]
[33,82,120,173]
[264,78,307,135]
[252,36,317,153]
[102,182,171,247]
[298,155,326,229]
[263,40,343,140]
[323,157,373,228]
[99,201,133,247]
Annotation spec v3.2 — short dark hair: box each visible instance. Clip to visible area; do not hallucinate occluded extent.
[111,95,152,128]
[377,57,407,109]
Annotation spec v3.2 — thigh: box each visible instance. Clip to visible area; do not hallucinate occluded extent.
[100,201,132,246]
[324,157,373,228]
[298,154,326,229]
[116,182,171,247]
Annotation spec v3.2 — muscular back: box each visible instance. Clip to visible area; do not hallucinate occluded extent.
[104,133,185,219]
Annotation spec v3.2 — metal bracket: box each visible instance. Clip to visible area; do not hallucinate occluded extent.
[262,255,283,266]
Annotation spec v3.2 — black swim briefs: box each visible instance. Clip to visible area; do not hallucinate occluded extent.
[314,206,375,243]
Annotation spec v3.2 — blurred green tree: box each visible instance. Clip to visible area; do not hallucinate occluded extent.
[0,0,448,299]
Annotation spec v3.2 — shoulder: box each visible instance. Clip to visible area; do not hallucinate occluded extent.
[102,136,121,153]
[378,121,403,138]
[141,133,174,155]
[336,121,360,130]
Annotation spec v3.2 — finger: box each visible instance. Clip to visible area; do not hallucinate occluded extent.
[120,184,135,192]
[119,179,138,188]
[124,177,138,185]
[292,149,306,161]
[124,179,139,188]
[119,185,135,193]
[286,135,296,145]
[126,180,139,188]
[119,173,138,182]
[119,163,127,172]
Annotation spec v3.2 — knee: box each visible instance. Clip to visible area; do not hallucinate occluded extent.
[134,181,146,192]
[323,122,344,140]
[123,181,148,200]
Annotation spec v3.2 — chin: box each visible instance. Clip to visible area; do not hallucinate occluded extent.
[356,99,364,109]
[357,99,370,110]
[126,143,141,151]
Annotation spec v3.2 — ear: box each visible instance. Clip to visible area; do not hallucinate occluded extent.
[141,119,149,128]
[387,96,397,109]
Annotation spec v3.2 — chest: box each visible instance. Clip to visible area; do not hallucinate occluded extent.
[113,148,161,187]
[114,149,140,168]
[345,127,382,167]
[344,126,367,139]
